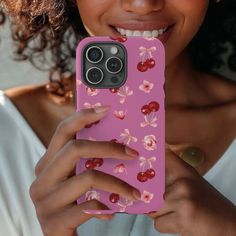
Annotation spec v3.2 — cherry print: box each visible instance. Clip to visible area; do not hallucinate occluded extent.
[110,36,127,43]
[145,168,156,179]
[85,160,96,169]
[137,171,148,182]
[118,36,127,43]
[86,87,96,92]
[148,101,159,112]
[146,58,156,69]
[92,158,104,167]
[109,193,120,203]
[141,105,151,115]
[109,88,120,93]
[137,61,148,72]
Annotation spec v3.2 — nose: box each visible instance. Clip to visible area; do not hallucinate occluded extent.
[121,0,164,15]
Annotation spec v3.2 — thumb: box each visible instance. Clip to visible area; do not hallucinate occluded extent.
[165,143,197,186]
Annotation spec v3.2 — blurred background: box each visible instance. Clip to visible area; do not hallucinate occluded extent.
[0,17,48,90]
[0,16,236,90]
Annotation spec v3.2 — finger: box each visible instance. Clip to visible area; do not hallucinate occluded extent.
[164,177,197,202]
[165,144,197,186]
[145,198,175,219]
[35,106,110,176]
[37,169,141,213]
[154,212,178,234]
[41,200,113,235]
[33,140,139,198]
[63,200,113,227]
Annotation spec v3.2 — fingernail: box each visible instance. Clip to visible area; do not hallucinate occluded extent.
[94,106,110,113]
[132,188,141,200]
[100,214,114,220]
[125,146,139,157]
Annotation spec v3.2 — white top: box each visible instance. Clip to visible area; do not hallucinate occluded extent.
[0,90,235,236]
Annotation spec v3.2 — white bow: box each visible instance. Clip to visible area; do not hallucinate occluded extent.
[139,156,157,168]
[139,46,157,58]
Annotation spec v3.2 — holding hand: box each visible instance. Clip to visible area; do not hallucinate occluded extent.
[30,107,141,236]
[146,146,236,236]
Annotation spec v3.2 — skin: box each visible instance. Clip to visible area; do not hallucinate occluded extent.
[4,0,236,235]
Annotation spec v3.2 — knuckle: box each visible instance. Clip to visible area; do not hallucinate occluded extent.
[154,219,166,233]
[34,164,42,177]
[35,197,53,219]
[29,181,39,202]
[175,178,194,197]
[34,153,48,177]
[42,218,59,236]
[180,198,196,218]
[85,169,98,186]
[66,139,77,150]
[78,109,92,122]
[56,119,69,135]
[64,139,80,157]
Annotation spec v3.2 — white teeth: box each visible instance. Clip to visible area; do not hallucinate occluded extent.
[115,27,167,37]
[133,30,141,36]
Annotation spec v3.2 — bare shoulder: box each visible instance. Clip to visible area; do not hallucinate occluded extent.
[4,84,46,102]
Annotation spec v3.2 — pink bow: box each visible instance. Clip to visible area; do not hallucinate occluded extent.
[139,46,157,58]
[139,156,157,168]
[117,199,133,212]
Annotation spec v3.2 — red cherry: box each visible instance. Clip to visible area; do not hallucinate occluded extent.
[137,61,148,72]
[109,193,120,203]
[110,36,127,43]
[109,88,120,93]
[85,160,96,169]
[92,158,104,167]
[141,105,151,115]
[146,58,156,69]
[110,36,118,41]
[145,168,156,179]
[137,171,148,182]
[148,101,159,112]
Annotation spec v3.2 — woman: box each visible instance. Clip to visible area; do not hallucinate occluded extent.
[0,0,236,235]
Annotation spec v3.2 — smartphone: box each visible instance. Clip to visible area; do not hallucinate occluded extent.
[76,36,165,215]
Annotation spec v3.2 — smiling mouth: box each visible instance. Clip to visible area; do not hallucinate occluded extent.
[111,25,173,38]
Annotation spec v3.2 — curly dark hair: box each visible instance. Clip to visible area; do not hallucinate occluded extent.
[0,0,236,97]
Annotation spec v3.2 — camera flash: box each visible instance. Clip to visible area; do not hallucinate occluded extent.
[110,46,118,55]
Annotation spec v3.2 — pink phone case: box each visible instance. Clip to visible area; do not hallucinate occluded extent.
[76,36,165,215]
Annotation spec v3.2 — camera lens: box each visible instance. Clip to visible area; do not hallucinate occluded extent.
[86,46,104,63]
[105,57,123,74]
[86,67,104,84]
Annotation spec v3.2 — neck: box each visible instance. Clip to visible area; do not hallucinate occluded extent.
[165,50,202,108]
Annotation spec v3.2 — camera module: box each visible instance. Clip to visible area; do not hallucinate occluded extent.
[86,67,104,84]
[105,57,123,74]
[86,46,104,63]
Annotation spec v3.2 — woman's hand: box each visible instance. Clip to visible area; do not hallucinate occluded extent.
[146,146,236,236]
[29,106,141,236]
